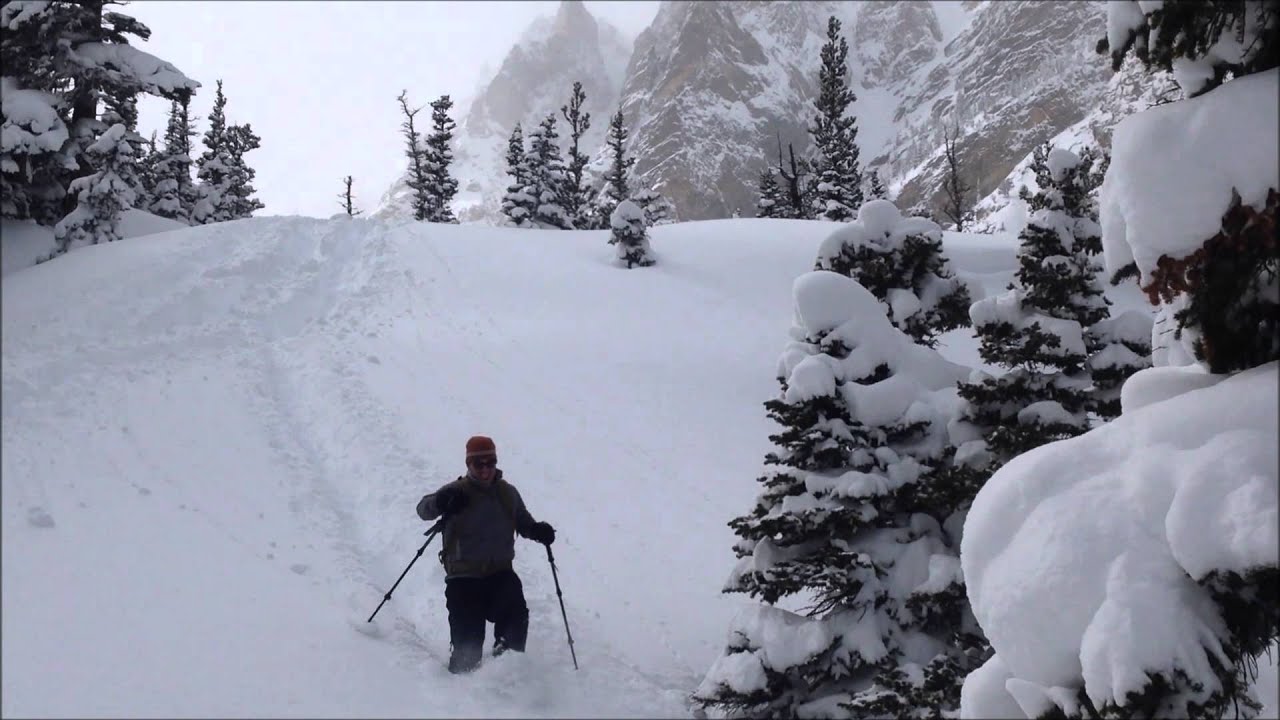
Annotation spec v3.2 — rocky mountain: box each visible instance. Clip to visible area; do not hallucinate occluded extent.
[378,0,1151,227]
[375,0,631,222]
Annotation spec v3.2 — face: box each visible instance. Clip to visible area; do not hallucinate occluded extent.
[468,455,498,482]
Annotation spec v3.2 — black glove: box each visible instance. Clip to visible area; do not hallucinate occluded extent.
[434,486,469,515]
[529,521,555,546]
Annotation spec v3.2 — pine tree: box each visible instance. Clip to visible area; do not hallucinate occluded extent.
[499,123,537,228]
[809,16,863,222]
[958,146,1109,466]
[424,94,458,223]
[560,81,592,229]
[53,123,136,251]
[150,99,197,222]
[755,168,784,218]
[396,90,432,222]
[338,175,360,217]
[525,113,571,230]
[136,130,161,212]
[192,79,232,224]
[599,108,635,223]
[220,123,263,219]
[0,0,197,226]
[694,271,987,718]
[608,199,654,268]
[816,199,971,347]
[631,185,675,226]
[866,170,887,201]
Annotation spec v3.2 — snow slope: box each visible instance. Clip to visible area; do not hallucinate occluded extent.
[2,209,188,277]
[1,215,1156,717]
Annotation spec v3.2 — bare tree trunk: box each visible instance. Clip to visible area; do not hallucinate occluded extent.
[942,124,972,232]
[338,175,360,216]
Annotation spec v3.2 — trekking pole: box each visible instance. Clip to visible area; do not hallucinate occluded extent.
[367,517,446,623]
[544,544,578,670]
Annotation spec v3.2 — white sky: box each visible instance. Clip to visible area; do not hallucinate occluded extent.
[128,1,660,219]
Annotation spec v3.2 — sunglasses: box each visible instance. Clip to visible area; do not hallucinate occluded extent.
[469,457,498,469]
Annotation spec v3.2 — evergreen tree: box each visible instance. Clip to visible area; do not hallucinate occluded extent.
[525,113,571,230]
[816,199,971,347]
[958,146,1109,466]
[338,175,360,216]
[0,0,197,225]
[809,16,862,221]
[499,123,537,228]
[608,199,654,268]
[694,270,987,718]
[222,122,263,219]
[755,168,784,218]
[560,81,592,229]
[135,130,161,212]
[631,185,676,226]
[150,99,197,222]
[192,79,232,224]
[424,94,458,223]
[53,123,136,251]
[866,170,887,201]
[599,108,635,223]
[396,90,432,222]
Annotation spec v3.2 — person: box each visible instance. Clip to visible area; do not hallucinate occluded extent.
[416,435,556,674]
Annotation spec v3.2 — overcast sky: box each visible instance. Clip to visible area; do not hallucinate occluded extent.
[128,1,661,219]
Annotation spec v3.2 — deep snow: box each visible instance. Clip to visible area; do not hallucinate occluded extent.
[4,215,1264,718]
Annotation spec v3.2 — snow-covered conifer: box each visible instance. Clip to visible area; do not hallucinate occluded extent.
[608,199,653,268]
[694,270,987,718]
[958,146,1109,464]
[631,185,675,226]
[755,168,784,218]
[560,81,592,229]
[192,79,231,224]
[221,123,263,219]
[816,199,971,347]
[809,16,862,222]
[866,170,887,201]
[598,108,634,223]
[53,123,135,252]
[499,123,536,228]
[150,99,197,222]
[525,113,571,230]
[396,90,432,222]
[424,94,458,223]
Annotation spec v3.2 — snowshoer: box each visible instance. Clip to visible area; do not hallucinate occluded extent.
[416,435,557,674]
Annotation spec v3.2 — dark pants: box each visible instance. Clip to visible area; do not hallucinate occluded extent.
[444,569,529,674]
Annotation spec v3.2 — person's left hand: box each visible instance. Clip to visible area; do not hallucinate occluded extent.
[529,521,555,546]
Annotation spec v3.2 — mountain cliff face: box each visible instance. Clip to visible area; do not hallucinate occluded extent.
[378,0,1146,227]
[375,0,630,222]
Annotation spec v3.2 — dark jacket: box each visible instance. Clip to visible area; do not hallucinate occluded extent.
[416,470,538,579]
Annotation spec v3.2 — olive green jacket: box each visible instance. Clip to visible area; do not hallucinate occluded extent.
[416,470,538,579]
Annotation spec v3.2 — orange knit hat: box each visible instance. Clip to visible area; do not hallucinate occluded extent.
[465,435,497,459]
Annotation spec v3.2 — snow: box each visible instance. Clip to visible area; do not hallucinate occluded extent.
[68,42,200,97]
[0,76,69,157]
[960,360,1279,716]
[1099,68,1280,285]
[1,213,1227,717]
[2,209,185,276]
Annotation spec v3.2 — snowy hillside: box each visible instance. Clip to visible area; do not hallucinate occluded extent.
[4,215,1269,717]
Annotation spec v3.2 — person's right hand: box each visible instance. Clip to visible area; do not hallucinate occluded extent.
[435,486,469,515]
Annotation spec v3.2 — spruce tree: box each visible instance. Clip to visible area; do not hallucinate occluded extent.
[150,99,196,222]
[957,146,1109,465]
[866,170,887,201]
[560,81,592,229]
[608,199,654,268]
[53,124,136,251]
[396,90,432,222]
[192,79,232,224]
[694,270,987,718]
[755,168,784,218]
[809,16,862,222]
[222,122,263,219]
[500,123,537,228]
[631,185,675,226]
[424,94,458,223]
[599,108,635,223]
[525,113,571,230]
[816,200,971,347]
[136,130,161,213]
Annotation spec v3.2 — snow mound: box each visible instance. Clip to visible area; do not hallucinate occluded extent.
[960,361,1279,715]
[1099,68,1279,285]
